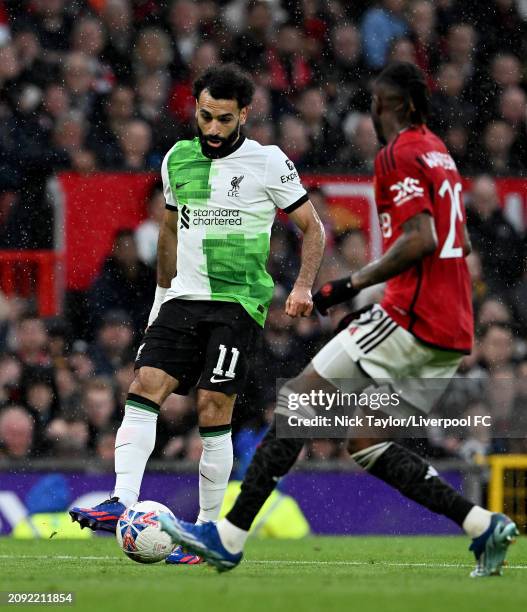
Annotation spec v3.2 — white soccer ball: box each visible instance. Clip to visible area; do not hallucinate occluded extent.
[115,500,175,563]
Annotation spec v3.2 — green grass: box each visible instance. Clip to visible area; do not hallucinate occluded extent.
[1,536,526,612]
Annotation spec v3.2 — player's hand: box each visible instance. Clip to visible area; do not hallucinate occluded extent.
[285,285,313,317]
[313,275,359,315]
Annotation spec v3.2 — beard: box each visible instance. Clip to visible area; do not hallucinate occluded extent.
[372,114,386,146]
[197,121,241,158]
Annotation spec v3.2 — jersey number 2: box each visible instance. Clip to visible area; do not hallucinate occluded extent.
[438,179,463,259]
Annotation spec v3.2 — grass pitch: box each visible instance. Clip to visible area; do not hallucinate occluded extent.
[1,536,526,612]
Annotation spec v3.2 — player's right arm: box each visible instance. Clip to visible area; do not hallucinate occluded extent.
[313,213,437,314]
[147,149,179,326]
[157,209,178,288]
[350,212,437,290]
[147,208,178,327]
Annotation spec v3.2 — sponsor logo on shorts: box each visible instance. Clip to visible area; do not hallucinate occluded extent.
[210,375,232,384]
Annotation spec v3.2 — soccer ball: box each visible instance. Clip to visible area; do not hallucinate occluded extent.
[116,500,175,563]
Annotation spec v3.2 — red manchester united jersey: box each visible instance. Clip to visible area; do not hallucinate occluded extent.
[375,126,473,353]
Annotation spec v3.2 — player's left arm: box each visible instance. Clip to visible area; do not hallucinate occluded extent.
[286,201,326,317]
[263,146,325,317]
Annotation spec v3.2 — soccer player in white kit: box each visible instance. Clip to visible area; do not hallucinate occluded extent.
[70,64,325,564]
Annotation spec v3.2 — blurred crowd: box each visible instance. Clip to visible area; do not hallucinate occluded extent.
[1,1,527,246]
[2,0,527,465]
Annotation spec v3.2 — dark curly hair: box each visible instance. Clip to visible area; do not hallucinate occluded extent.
[376,61,430,125]
[193,64,255,109]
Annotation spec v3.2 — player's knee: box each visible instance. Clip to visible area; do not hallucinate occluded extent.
[129,367,176,404]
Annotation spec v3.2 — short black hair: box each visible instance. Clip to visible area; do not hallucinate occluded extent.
[193,64,255,109]
[376,61,430,124]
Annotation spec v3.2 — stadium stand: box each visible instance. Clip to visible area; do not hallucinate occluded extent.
[1,0,527,470]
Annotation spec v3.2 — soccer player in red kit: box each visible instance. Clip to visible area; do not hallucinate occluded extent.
[159,63,519,577]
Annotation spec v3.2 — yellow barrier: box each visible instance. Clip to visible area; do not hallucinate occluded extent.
[487,454,527,532]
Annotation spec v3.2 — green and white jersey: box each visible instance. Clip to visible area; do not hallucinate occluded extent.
[161,136,308,327]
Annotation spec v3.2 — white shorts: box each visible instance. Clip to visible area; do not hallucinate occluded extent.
[312,304,463,416]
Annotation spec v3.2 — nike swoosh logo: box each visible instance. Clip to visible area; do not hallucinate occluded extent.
[175,181,190,189]
[115,443,131,450]
[210,375,233,383]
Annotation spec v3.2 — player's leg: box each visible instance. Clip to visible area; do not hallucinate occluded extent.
[166,389,236,566]
[348,435,518,575]
[345,331,519,576]
[112,366,178,508]
[159,329,372,570]
[195,388,236,525]
[191,303,263,526]
[69,365,178,531]
[70,299,201,532]
[69,364,178,530]
[349,436,477,529]
[165,302,261,565]
[218,363,335,542]
[159,370,317,570]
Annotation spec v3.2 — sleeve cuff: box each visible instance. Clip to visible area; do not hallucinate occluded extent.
[165,203,177,211]
[283,193,309,214]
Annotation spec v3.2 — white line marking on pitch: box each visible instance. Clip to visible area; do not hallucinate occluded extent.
[1,555,526,570]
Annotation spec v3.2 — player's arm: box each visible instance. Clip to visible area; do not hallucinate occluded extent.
[286,201,325,317]
[351,212,437,290]
[157,208,178,287]
[263,146,325,317]
[148,149,180,327]
[313,213,437,315]
[147,208,178,326]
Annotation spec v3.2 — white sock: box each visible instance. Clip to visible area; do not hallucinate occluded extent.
[112,402,158,508]
[217,518,249,554]
[462,505,493,538]
[197,429,233,524]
